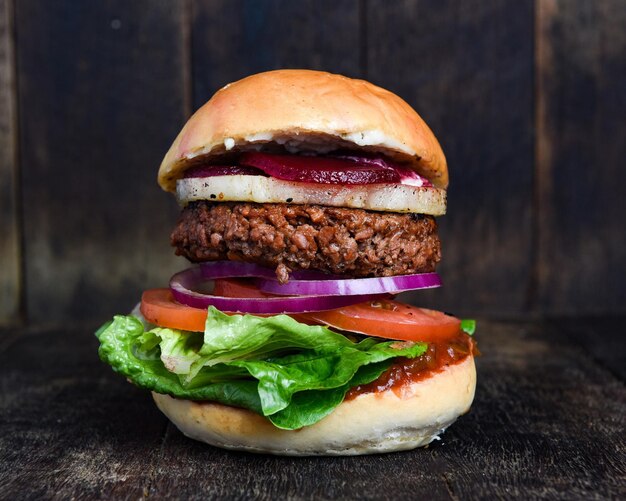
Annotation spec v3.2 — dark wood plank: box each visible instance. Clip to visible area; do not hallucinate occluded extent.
[191,0,362,105]
[15,1,189,324]
[549,316,626,383]
[0,0,21,326]
[0,326,168,500]
[366,1,535,317]
[144,320,626,499]
[536,0,626,315]
[442,320,626,499]
[145,428,456,500]
[1,320,624,499]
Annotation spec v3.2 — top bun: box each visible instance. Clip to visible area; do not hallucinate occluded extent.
[158,70,448,191]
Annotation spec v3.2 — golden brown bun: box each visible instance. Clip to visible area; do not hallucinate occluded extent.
[158,70,448,192]
[152,355,475,456]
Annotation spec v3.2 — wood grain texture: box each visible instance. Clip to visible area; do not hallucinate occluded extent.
[441,320,625,499]
[4,0,625,324]
[0,320,624,499]
[191,0,362,106]
[0,0,21,325]
[366,0,535,317]
[0,327,167,499]
[536,0,626,315]
[15,1,189,323]
[548,316,626,383]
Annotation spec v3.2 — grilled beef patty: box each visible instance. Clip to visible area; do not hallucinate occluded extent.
[171,201,441,281]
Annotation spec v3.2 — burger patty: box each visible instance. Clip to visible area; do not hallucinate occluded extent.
[171,201,441,281]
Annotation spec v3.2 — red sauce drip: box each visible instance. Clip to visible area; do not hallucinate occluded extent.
[345,331,477,400]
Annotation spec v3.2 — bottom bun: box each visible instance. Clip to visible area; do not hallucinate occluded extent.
[153,355,476,456]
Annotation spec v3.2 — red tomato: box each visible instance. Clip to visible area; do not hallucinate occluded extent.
[141,283,461,342]
[298,299,461,343]
[212,278,273,299]
[140,281,271,332]
[140,288,207,332]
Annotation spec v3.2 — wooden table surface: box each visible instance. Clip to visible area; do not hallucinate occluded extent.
[1,318,624,500]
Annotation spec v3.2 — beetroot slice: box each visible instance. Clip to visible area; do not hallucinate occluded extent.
[240,152,400,185]
[183,152,432,187]
[184,165,266,178]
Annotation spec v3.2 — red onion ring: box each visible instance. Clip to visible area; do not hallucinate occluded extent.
[257,272,442,296]
[199,261,277,279]
[198,261,441,296]
[199,261,343,281]
[170,267,384,314]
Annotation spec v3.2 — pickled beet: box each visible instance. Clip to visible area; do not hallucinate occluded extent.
[183,165,265,178]
[183,152,433,186]
[240,152,400,185]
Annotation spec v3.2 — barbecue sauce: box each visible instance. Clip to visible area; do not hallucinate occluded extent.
[345,331,477,400]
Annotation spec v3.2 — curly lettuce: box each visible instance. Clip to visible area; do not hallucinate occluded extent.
[96,307,429,430]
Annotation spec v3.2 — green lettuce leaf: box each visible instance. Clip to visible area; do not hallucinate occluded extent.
[96,315,262,411]
[268,360,390,429]
[233,339,424,415]
[191,307,355,372]
[96,310,427,430]
[461,319,476,336]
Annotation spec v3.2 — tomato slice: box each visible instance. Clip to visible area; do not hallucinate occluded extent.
[213,280,460,342]
[140,288,207,332]
[212,278,273,299]
[141,282,461,342]
[140,281,271,331]
[298,299,461,343]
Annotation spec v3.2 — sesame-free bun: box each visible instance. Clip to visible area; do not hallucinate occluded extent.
[152,355,475,456]
[158,70,448,192]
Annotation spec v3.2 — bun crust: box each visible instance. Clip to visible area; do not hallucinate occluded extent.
[152,355,475,456]
[158,70,448,192]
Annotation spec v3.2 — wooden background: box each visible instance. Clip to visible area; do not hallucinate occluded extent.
[0,0,625,326]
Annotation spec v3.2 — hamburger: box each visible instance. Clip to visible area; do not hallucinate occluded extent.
[96,69,477,456]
